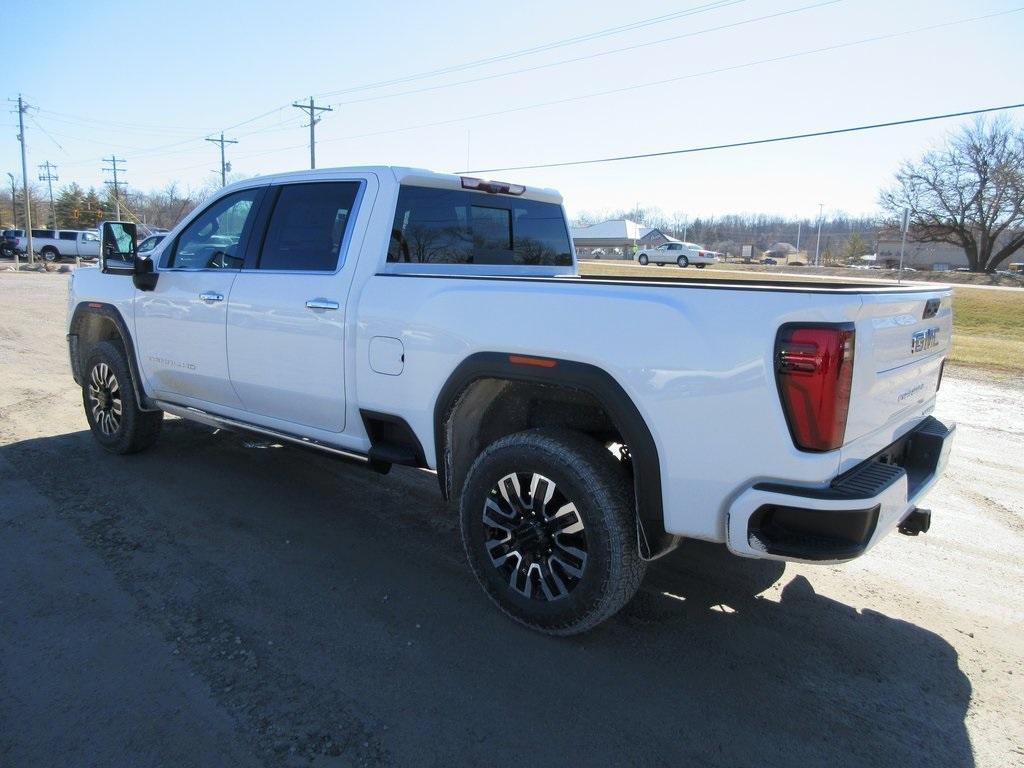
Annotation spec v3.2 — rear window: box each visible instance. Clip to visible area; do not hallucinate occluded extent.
[58,231,78,241]
[387,185,571,267]
[32,229,56,239]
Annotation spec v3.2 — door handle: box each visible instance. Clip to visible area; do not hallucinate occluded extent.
[305,298,340,311]
[199,291,224,303]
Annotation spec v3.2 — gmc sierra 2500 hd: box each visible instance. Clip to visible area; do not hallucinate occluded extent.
[67,166,955,634]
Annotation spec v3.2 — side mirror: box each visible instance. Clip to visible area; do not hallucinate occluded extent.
[100,221,137,274]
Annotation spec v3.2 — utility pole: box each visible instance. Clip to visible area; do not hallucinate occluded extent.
[795,220,802,252]
[102,156,125,220]
[38,161,58,227]
[6,173,16,225]
[13,95,34,263]
[813,202,824,267]
[206,132,238,187]
[292,97,332,169]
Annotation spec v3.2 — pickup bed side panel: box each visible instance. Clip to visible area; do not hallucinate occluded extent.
[354,274,873,542]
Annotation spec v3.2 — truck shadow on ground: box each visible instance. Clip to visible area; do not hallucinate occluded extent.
[0,419,974,768]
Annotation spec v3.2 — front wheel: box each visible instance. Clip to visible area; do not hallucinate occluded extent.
[83,340,163,454]
[637,254,649,266]
[677,255,689,268]
[460,429,645,635]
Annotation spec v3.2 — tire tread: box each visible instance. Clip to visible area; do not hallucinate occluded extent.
[460,428,645,635]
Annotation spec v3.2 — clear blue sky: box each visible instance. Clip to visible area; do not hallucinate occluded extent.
[4,0,1022,220]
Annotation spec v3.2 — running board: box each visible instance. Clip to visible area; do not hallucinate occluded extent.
[152,400,390,472]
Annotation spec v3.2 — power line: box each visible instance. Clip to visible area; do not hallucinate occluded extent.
[328,0,841,109]
[292,98,333,169]
[102,156,126,219]
[28,6,1021,182]
[460,102,1024,174]
[205,132,238,187]
[16,2,748,171]
[313,0,747,100]
[303,7,1022,157]
[35,107,212,135]
[31,2,748,171]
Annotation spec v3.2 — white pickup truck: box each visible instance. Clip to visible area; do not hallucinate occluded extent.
[66,166,955,634]
[33,228,101,262]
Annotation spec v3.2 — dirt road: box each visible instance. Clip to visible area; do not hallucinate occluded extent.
[1,272,1021,767]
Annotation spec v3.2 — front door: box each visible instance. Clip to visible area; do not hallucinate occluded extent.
[226,180,363,433]
[134,187,264,408]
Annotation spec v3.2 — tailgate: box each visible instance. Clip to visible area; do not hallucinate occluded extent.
[844,288,953,443]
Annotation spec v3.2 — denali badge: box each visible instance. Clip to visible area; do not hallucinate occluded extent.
[911,327,939,354]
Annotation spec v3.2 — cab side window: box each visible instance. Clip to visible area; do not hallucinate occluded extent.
[258,182,360,271]
[168,189,261,269]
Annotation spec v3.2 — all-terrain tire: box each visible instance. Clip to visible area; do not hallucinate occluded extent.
[460,428,645,635]
[82,340,163,454]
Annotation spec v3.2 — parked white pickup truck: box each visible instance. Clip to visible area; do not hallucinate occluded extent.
[66,166,954,634]
[637,241,719,268]
[32,228,101,262]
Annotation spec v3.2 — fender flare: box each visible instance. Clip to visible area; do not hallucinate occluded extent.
[68,301,159,411]
[433,351,674,559]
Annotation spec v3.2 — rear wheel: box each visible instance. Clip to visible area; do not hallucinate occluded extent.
[638,254,649,266]
[41,247,60,263]
[460,429,645,635]
[83,340,163,454]
[696,263,706,269]
[677,255,689,268]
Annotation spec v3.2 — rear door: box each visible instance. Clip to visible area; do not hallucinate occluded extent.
[844,289,953,442]
[225,179,365,433]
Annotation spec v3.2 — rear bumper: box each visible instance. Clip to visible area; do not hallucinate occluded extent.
[725,416,955,563]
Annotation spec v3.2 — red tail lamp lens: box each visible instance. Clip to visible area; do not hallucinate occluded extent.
[776,325,855,452]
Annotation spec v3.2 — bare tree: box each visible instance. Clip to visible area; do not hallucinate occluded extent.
[880,117,1024,272]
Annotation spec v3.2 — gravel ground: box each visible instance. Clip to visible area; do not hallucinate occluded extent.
[0,271,1021,768]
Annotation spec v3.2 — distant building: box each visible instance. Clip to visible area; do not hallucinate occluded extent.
[638,228,678,248]
[571,219,680,259]
[875,237,968,271]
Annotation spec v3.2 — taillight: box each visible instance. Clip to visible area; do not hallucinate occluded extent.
[776,324,855,452]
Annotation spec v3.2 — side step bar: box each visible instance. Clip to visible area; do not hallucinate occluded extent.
[153,400,390,473]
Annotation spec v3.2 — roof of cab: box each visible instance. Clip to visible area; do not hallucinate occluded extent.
[219,165,563,205]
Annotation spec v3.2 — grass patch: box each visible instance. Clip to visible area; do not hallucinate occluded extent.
[948,287,1024,375]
